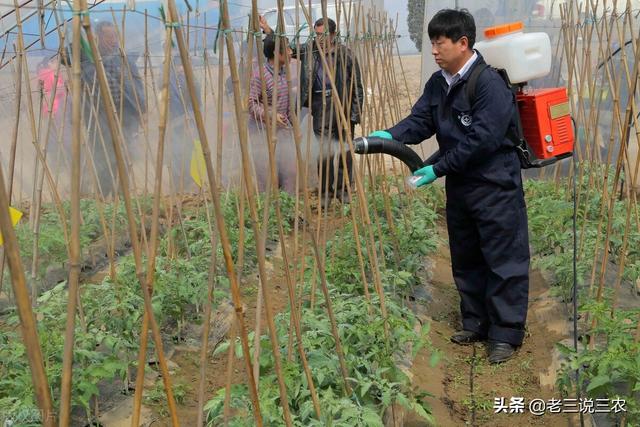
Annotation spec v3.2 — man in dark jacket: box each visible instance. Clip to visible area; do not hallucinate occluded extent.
[370,9,530,363]
[300,17,364,207]
[70,21,146,196]
[261,16,363,206]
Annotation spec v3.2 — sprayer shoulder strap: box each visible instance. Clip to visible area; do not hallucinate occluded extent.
[464,64,534,168]
[464,63,521,143]
[464,63,489,105]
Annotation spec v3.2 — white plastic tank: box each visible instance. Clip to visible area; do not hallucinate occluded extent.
[474,22,551,84]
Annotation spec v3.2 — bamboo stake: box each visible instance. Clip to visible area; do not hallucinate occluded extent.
[130,21,175,427]
[11,0,40,224]
[58,0,83,422]
[249,3,322,417]
[7,44,22,202]
[593,20,638,309]
[586,2,625,300]
[75,2,181,425]
[107,10,151,250]
[216,34,224,186]
[163,0,263,423]
[33,85,45,247]
[31,59,66,288]
[301,0,391,342]
[195,203,220,427]
[608,5,639,315]
[256,0,356,396]
[222,316,237,424]
[333,1,374,298]
[0,43,23,297]
[13,0,45,303]
[0,161,55,426]
[220,1,294,423]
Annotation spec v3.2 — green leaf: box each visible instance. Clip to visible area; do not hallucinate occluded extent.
[360,408,384,427]
[411,400,435,424]
[213,341,230,356]
[586,375,611,393]
[360,381,372,398]
[79,36,94,64]
[421,321,431,336]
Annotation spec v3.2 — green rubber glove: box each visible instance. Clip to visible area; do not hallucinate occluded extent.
[413,165,437,187]
[368,130,393,140]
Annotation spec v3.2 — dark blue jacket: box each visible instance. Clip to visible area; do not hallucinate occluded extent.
[387,54,521,189]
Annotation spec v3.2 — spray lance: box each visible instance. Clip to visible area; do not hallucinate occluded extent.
[352,136,439,189]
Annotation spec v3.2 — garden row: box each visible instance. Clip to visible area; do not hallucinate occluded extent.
[0,191,296,425]
[205,180,444,425]
[525,167,640,423]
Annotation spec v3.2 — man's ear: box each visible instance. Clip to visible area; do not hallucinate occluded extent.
[458,35,470,51]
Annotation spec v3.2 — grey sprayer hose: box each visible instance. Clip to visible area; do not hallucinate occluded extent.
[353,136,430,173]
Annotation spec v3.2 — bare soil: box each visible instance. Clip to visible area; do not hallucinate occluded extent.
[406,225,576,427]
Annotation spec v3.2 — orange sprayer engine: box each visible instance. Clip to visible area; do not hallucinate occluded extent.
[516,88,574,165]
[476,22,574,168]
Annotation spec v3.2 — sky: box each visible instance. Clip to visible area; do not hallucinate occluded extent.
[0,0,421,58]
[384,1,418,54]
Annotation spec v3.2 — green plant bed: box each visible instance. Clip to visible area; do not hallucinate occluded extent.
[0,258,229,424]
[206,292,434,426]
[4,196,153,290]
[0,191,297,425]
[205,182,444,425]
[556,300,640,423]
[525,171,640,301]
[163,191,296,275]
[524,171,640,425]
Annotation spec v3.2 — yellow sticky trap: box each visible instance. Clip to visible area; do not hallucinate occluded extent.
[0,207,23,246]
[190,139,206,188]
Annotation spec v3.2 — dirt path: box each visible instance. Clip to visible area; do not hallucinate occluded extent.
[407,225,576,427]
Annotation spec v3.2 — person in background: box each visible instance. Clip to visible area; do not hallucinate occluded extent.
[260,16,364,208]
[248,33,297,194]
[248,34,292,129]
[64,20,146,196]
[89,21,146,139]
[37,55,65,117]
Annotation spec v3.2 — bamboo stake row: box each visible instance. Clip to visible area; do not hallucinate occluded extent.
[559,0,640,358]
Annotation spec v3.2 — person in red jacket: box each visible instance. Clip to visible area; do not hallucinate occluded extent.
[37,56,65,117]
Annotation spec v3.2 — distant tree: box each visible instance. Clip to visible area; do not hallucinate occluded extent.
[407,0,425,52]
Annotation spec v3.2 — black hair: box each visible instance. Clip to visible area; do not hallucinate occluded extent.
[313,17,336,34]
[263,34,289,59]
[427,8,476,49]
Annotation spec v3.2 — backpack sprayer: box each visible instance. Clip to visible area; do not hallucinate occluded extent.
[354,21,574,177]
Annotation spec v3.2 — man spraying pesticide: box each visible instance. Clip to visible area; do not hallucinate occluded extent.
[356,9,573,363]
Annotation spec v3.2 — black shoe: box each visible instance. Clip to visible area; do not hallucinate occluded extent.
[450,330,486,345]
[487,341,518,364]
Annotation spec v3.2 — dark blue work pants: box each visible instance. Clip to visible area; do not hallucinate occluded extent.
[446,178,530,346]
